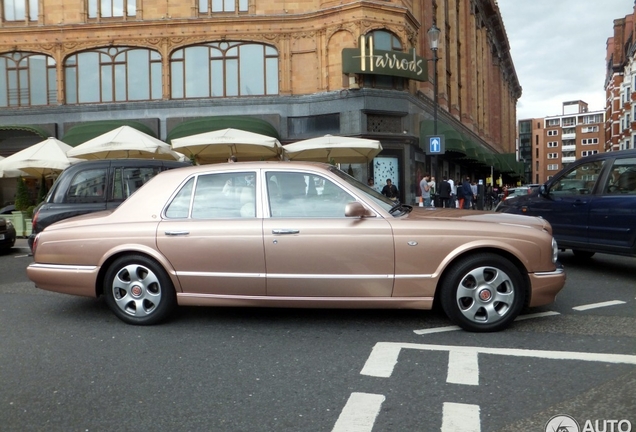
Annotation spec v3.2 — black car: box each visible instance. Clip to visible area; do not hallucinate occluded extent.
[0,216,17,251]
[497,149,636,259]
[28,158,190,250]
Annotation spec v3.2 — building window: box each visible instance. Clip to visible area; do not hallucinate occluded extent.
[547,164,559,171]
[581,138,599,145]
[0,52,56,107]
[582,150,598,157]
[199,0,248,13]
[288,114,340,138]
[3,0,38,21]
[547,119,560,127]
[547,142,558,148]
[581,126,598,133]
[170,42,278,99]
[361,30,405,90]
[547,153,558,159]
[88,0,136,18]
[65,47,162,104]
[547,130,558,136]
[562,117,575,127]
[582,114,602,124]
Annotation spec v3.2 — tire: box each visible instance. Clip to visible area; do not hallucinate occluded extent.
[440,253,526,332]
[104,255,176,325]
[572,249,595,259]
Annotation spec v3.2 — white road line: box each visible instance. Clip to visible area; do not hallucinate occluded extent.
[573,300,626,311]
[361,342,636,378]
[413,311,560,335]
[441,403,481,432]
[332,392,385,432]
[447,349,479,386]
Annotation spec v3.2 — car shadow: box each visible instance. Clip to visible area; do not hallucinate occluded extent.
[558,251,636,279]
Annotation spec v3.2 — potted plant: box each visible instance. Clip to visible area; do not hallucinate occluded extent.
[12,177,33,237]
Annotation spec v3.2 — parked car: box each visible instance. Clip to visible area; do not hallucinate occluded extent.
[0,204,15,214]
[28,162,565,331]
[28,158,190,251]
[0,216,16,251]
[502,184,540,201]
[496,149,636,259]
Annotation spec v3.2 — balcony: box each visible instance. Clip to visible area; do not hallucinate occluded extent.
[561,156,576,163]
[562,133,576,140]
[561,145,576,152]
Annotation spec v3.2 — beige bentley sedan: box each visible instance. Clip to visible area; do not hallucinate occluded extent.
[27,162,565,331]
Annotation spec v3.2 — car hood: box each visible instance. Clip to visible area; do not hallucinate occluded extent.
[405,207,552,233]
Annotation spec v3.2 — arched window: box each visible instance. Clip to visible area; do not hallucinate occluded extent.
[0,52,56,107]
[65,47,161,104]
[363,30,405,90]
[170,42,278,99]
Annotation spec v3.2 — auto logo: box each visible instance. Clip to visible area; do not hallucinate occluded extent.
[478,289,492,302]
[545,414,580,432]
[131,285,143,297]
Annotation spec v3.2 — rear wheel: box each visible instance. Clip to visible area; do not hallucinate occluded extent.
[440,253,526,332]
[104,255,176,325]
[572,249,595,259]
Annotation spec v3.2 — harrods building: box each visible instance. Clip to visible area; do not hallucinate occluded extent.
[0,0,522,204]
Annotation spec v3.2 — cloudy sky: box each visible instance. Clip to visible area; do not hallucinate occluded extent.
[497,0,634,120]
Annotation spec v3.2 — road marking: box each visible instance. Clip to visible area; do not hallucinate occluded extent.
[448,349,479,385]
[332,392,385,432]
[573,300,626,311]
[361,342,636,378]
[413,311,560,335]
[441,403,481,432]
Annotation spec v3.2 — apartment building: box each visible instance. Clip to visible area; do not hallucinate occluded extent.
[520,101,604,184]
[0,0,522,204]
[606,4,636,152]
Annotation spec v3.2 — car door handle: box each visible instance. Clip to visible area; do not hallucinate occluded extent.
[164,231,190,236]
[272,229,300,235]
[572,200,588,206]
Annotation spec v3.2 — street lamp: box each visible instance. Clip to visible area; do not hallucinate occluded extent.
[427,24,441,199]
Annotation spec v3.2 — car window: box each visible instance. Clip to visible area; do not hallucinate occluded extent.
[66,168,107,203]
[166,172,257,219]
[112,166,163,201]
[549,160,604,196]
[603,157,636,195]
[267,171,354,218]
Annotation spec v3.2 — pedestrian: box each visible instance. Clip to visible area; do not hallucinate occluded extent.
[456,178,464,209]
[438,176,451,208]
[462,176,473,209]
[448,177,456,208]
[470,181,478,209]
[228,155,238,162]
[367,177,375,188]
[381,179,399,201]
[419,174,432,207]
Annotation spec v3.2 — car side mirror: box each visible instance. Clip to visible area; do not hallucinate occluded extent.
[539,184,549,197]
[345,201,375,218]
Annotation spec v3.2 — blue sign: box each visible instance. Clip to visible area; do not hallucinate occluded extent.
[425,135,445,155]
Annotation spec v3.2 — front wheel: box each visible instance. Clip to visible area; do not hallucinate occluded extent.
[440,253,526,332]
[104,255,176,325]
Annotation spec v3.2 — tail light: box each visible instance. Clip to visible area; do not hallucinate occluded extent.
[31,234,39,256]
[31,209,39,230]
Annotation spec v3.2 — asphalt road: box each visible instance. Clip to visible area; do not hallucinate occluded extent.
[1,241,634,432]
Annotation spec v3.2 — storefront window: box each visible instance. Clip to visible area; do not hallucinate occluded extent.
[0,52,56,107]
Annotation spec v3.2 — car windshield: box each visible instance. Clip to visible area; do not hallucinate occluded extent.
[328,165,399,213]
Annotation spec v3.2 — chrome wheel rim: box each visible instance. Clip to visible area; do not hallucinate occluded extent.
[111,264,162,317]
[455,266,515,324]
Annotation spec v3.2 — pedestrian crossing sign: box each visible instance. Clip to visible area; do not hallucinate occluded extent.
[425,135,445,155]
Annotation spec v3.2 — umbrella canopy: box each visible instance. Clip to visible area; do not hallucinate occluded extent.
[0,138,80,178]
[171,128,282,164]
[66,126,183,161]
[283,135,383,164]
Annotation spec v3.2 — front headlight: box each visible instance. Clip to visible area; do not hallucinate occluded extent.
[551,238,558,263]
[6,220,13,228]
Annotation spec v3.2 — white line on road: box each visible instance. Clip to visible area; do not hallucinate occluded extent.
[448,349,479,386]
[573,300,626,311]
[332,392,385,432]
[413,311,560,335]
[361,342,636,378]
[441,403,481,432]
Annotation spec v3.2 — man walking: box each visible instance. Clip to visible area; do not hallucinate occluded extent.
[462,176,473,209]
[382,179,399,201]
[419,174,432,207]
[438,176,452,208]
